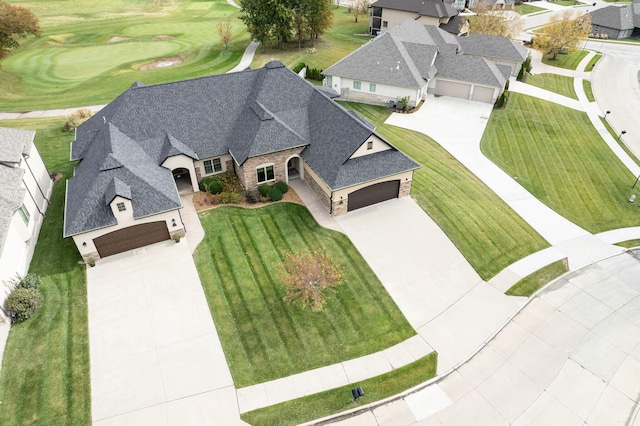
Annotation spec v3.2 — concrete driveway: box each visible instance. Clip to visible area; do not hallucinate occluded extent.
[332,252,640,425]
[87,239,245,425]
[335,197,522,374]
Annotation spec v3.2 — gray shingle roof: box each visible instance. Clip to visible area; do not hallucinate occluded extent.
[589,5,636,31]
[372,0,459,18]
[66,61,418,236]
[0,127,33,164]
[65,123,182,237]
[458,33,527,62]
[0,128,32,256]
[325,19,511,91]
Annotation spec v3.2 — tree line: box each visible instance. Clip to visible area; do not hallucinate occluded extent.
[239,0,334,50]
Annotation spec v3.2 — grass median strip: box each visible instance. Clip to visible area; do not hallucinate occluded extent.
[0,118,90,425]
[505,259,568,297]
[525,74,578,100]
[241,352,437,426]
[583,80,595,102]
[195,204,414,387]
[482,93,640,233]
[339,102,548,280]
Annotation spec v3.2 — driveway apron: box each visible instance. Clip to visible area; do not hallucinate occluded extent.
[336,197,522,374]
[87,239,245,425]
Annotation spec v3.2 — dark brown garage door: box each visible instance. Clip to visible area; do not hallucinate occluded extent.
[94,221,170,258]
[348,180,400,212]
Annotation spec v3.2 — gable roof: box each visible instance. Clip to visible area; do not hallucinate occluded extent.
[589,4,636,31]
[371,0,458,19]
[0,127,32,255]
[66,61,418,236]
[325,19,514,91]
[458,33,527,62]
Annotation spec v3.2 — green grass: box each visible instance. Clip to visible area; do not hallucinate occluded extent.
[482,93,640,234]
[505,259,568,297]
[339,102,549,280]
[583,80,595,102]
[526,74,578,99]
[0,0,249,111]
[600,117,640,167]
[514,3,546,14]
[585,53,602,71]
[0,118,89,425]
[542,50,588,70]
[194,204,415,387]
[616,239,640,248]
[250,6,370,70]
[241,352,437,426]
[548,0,579,5]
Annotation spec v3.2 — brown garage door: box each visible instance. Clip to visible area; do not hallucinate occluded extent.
[471,86,495,103]
[348,180,400,212]
[94,221,170,258]
[434,80,471,100]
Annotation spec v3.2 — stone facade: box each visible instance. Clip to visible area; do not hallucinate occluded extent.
[305,170,331,210]
[399,179,411,197]
[332,198,348,216]
[236,147,305,190]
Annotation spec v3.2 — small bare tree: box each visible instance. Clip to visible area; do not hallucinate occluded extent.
[349,0,369,23]
[466,1,522,38]
[280,251,343,312]
[216,18,233,50]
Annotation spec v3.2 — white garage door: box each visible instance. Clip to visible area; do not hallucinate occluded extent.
[472,86,495,103]
[434,80,471,99]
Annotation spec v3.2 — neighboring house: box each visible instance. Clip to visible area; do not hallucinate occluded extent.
[0,128,53,316]
[370,0,462,35]
[64,61,419,261]
[588,2,640,39]
[323,19,526,107]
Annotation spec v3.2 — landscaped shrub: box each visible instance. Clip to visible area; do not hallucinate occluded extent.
[199,177,216,192]
[245,189,260,204]
[524,54,532,73]
[218,171,243,193]
[64,109,94,132]
[306,67,324,81]
[7,273,41,291]
[6,287,42,323]
[258,184,272,198]
[292,62,306,74]
[269,186,283,202]
[207,179,223,195]
[220,191,242,204]
[274,181,288,194]
[517,64,525,81]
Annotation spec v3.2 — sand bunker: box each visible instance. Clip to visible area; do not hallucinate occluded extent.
[152,35,176,40]
[137,57,184,71]
[107,36,132,43]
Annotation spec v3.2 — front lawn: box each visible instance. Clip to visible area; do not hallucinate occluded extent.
[515,3,546,14]
[340,102,549,280]
[0,118,89,425]
[505,259,568,297]
[250,6,370,71]
[482,93,640,233]
[526,74,578,99]
[542,50,588,70]
[194,204,415,387]
[242,352,437,426]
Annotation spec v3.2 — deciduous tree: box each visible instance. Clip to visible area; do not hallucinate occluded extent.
[0,1,40,63]
[465,1,521,38]
[534,11,590,60]
[217,18,233,50]
[280,251,343,312]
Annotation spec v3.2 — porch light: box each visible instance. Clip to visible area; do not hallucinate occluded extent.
[172,219,177,227]
[82,242,87,247]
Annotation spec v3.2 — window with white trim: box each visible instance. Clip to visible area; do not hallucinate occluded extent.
[17,204,30,225]
[326,76,333,87]
[204,158,222,175]
[256,165,275,183]
[370,83,376,92]
[353,81,361,90]
[382,21,388,28]
[117,202,126,212]
[367,141,373,150]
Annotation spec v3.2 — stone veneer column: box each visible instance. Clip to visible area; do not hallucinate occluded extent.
[399,179,412,197]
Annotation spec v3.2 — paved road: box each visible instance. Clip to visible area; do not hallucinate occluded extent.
[591,42,640,158]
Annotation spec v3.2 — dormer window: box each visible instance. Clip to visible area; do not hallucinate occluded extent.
[117,202,126,212]
[367,141,373,150]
